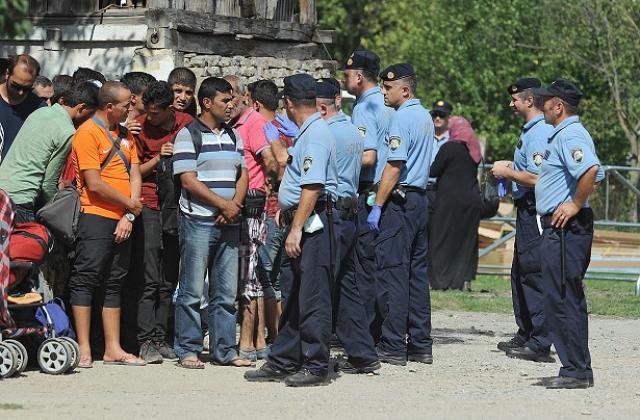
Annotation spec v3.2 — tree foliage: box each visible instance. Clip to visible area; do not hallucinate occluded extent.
[0,0,31,38]
[318,0,638,167]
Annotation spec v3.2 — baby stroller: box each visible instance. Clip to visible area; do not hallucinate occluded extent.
[0,189,79,378]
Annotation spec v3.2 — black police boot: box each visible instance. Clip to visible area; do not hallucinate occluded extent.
[244,363,291,383]
[543,376,594,389]
[335,359,381,374]
[506,346,555,363]
[497,337,524,352]
[408,353,433,364]
[284,368,328,387]
[376,347,407,366]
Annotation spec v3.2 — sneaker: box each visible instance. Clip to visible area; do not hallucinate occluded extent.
[284,368,328,387]
[335,359,381,374]
[155,341,177,360]
[497,337,523,352]
[139,341,163,364]
[244,363,291,383]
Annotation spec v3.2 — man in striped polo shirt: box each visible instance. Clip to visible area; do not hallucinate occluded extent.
[172,77,251,369]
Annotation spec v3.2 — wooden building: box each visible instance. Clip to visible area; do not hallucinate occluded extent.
[0,1,335,84]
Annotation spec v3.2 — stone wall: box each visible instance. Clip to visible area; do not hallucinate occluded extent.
[183,53,335,87]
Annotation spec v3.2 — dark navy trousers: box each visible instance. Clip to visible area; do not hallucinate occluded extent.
[353,192,380,339]
[268,209,333,376]
[374,191,432,357]
[510,204,550,352]
[540,209,593,380]
[334,213,378,364]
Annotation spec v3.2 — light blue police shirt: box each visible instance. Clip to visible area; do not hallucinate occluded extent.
[326,112,364,198]
[351,86,394,184]
[512,113,554,200]
[378,98,434,189]
[428,130,449,184]
[278,112,338,210]
[535,116,604,215]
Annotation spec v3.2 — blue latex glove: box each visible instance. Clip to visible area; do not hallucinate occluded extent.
[264,122,280,143]
[498,179,508,198]
[275,114,300,138]
[367,204,382,232]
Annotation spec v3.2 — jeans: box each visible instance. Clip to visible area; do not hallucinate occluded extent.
[256,216,284,300]
[14,203,35,223]
[174,212,240,364]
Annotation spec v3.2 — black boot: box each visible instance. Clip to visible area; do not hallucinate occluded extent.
[497,336,524,352]
[244,364,291,383]
[335,359,381,374]
[284,369,328,387]
[542,376,594,389]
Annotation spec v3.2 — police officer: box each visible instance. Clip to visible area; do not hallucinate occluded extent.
[427,99,452,231]
[342,49,394,336]
[534,78,603,389]
[491,78,555,363]
[315,77,379,373]
[367,64,434,365]
[244,74,338,387]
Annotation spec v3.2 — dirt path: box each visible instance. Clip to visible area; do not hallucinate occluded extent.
[2,311,639,419]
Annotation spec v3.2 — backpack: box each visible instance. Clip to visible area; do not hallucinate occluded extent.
[156,121,237,235]
[9,222,54,263]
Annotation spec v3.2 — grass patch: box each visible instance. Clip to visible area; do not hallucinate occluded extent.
[0,404,24,410]
[431,275,640,319]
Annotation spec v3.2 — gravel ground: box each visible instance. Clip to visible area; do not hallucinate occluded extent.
[1,311,639,419]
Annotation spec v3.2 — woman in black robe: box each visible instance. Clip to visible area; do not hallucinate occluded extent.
[428,116,482,290]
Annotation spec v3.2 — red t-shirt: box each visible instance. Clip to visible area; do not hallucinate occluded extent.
[234,108,270,192]
[135,111,192,210]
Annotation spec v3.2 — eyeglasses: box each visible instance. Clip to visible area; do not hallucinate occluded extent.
[431,112,448,119]
[9,79,33,93]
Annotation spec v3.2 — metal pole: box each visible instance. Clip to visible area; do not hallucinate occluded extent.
[605,170,610,220]
[478,229,516,258]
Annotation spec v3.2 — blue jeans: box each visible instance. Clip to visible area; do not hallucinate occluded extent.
[256,216,284,300]
[174,213,240,364]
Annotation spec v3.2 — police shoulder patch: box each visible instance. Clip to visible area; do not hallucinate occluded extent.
[571,148,584,163]
[389,136,401,151]
[358,127,367,138]
[532,152,544,167]
[303,156,313,174]
[517,139,523,149]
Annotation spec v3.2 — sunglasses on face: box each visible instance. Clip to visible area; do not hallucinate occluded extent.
[431,112,447,119]
[9,79,33,93]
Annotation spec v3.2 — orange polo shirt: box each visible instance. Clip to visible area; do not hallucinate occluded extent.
[72,118,139,220]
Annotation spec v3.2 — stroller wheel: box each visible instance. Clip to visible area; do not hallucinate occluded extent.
[0,342,20,378]
[37,338,72,375]
[58,337,80,372]
[3,340,28,375]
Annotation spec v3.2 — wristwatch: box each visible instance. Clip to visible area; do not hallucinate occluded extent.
[125,212,136,222]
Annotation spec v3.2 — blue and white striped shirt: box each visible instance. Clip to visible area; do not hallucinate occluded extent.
[172,119,245,218]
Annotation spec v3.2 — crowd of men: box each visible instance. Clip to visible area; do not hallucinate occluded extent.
[0,48,601,389]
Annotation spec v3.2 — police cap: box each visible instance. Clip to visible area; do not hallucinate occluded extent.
[379,63,415,82]
[507,77,541,94]
[344,48,380,76]
[431,99,453,116]
[316,77,341,99]
[534,78,583,107]
[278,74,317,100]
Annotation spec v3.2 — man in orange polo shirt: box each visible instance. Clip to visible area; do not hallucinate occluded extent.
[69,81,145,368]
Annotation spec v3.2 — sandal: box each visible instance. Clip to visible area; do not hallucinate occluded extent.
[78,357,93,369]
[177,358,205,369]
[103,353,147,366]
[229,357,254,367]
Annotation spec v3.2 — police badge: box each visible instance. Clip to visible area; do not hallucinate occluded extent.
[571,148,584,163]
[532,152,544,167]
[389,136,401,151]
[303,156,313,174]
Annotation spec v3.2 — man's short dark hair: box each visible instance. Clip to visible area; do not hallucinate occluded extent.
[559,98,578,115]
[250,79,279,111]
[72,67,106,84]
[7,54,40,76]
[362,70,377,83]
[142,81,174,109]
[64,81,100,109]
[98,81,129,108]
[288,97,317,108]
[121,71,157,95]
[51,75,73,104]
[34,75,52,88]
[405,75,418,94]
[518,88,544,109]
[168,67,196,89]
[198,77,232,109]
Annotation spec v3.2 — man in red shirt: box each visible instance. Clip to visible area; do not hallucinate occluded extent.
[133,81,192,362]
[226,76,277,362]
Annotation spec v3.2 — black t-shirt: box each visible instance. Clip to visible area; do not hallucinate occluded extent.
[0,92,45,159]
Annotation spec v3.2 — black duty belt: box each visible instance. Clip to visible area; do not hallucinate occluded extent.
[333,196,358,219]
[279,200,327,227]
[514,192,536,210]
[403,186,426,193]
[426,183,437,192]
[540,208,594,232]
